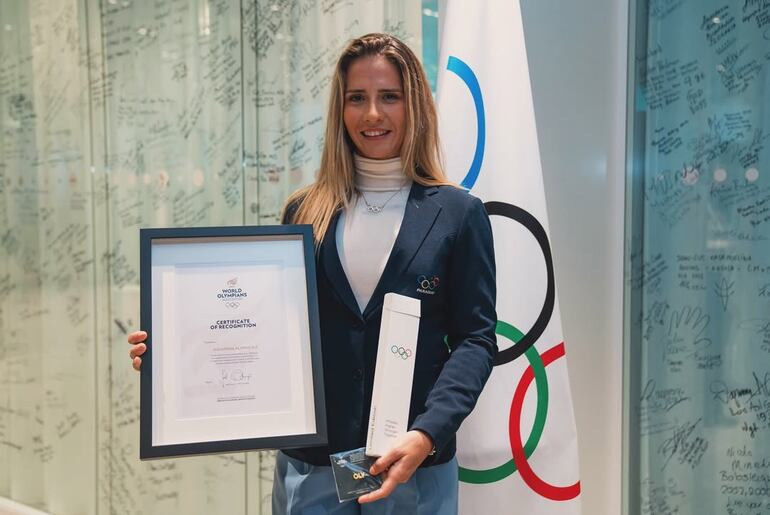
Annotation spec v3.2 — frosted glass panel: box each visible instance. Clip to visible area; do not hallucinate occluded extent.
[1,0,97,512]
[0,1,423,513]
[625,1,770,514]
[101,1,249,513]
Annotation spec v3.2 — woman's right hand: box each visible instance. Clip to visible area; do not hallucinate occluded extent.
[128,331,148,371]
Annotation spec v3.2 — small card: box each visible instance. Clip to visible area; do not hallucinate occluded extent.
[329,447,382,502]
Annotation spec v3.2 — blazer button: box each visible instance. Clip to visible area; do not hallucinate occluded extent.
[352,368,363,380]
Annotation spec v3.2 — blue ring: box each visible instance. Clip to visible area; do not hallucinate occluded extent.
[446,56,486,190]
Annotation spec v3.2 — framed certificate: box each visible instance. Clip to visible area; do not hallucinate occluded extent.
[139,225,326,459]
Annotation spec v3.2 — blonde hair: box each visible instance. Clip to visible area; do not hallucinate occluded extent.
[283,33,453,244]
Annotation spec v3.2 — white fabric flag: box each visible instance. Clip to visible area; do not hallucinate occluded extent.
[436,1,582,513]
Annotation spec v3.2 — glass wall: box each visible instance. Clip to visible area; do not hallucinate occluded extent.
[625,0,770,514]
[0,1,423,514]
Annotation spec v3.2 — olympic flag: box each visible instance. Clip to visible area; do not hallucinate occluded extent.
[436,1,582,513]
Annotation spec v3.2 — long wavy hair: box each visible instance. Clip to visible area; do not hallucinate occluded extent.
[283,33,453,244]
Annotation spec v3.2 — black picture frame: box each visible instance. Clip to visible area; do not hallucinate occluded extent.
[139,224,326,460]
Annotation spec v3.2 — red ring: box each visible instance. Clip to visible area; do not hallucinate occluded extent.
[509,342,580,501]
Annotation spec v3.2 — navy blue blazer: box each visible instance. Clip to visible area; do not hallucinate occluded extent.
[282,182,497,467]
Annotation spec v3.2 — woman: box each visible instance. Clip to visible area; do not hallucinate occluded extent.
[129,33,497,514]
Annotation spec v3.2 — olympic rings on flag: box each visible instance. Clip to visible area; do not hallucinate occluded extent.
[442,52,571,496]
[446,55,486,190]
[458,321,580,500]
[484,201,555,366]
[509,342,581,500]
[458,320,548,485]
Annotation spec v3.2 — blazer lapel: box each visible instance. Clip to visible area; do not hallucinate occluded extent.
[363,183,442,319]
[320,210,364,321]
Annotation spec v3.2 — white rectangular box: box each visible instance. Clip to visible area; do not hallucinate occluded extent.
[366,293,421,457]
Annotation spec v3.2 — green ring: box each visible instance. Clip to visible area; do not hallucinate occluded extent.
[457,320,549,484]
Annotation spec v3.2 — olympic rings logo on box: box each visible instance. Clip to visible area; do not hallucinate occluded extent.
[390,345,413,360]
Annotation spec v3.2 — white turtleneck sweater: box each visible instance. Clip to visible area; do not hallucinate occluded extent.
[336,154,412,312]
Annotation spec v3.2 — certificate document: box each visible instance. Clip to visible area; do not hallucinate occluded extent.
[140,226,326,459]
[174,263,291,419]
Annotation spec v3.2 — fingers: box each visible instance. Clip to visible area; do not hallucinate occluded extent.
[358,475,398,504]
[128,332,147,372]
[370,449,399,476]
[127,331,147,344]
[360,452,416,504]
[360,433,433,503]
[129,343,146,359]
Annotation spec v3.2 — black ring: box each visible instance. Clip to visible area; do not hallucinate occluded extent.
[484,201,555,366]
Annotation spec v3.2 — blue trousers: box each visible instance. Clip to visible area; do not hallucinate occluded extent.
[272,451,458,515]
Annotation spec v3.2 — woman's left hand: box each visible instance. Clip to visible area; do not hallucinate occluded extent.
[357,430,434,504]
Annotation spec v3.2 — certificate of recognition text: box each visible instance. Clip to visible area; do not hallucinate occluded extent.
[174,263,291,419]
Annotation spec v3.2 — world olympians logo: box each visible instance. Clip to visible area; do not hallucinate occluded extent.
[416,275,439,295]
[446,55,580,501]
[218,276,247,306]
[390,345,413,360]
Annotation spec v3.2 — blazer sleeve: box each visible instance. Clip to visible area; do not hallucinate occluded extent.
[410,195,498,452]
